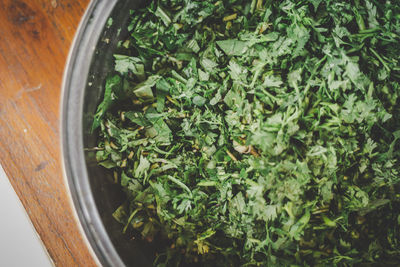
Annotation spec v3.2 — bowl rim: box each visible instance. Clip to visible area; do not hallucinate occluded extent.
[60,0,124,266]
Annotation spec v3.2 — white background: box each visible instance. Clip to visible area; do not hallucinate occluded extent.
[0,164,53,267]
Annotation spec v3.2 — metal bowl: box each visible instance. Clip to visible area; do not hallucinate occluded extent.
[61,1,153,266]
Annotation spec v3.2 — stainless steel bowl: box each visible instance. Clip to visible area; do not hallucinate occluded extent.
[61,1,153,266]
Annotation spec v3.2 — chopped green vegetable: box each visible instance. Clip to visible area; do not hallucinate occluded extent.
[93,0,400,266]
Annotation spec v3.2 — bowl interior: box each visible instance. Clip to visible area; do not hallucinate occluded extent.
[81,1,155,266]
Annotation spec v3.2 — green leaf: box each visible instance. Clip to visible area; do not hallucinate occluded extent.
[133,75,160,102]
[112,204,128,224]
[289,211,310,240]
[156,78,170,112]
[193,95,206,106]
[216,39,249,56]
[121,171,132,187]
[152,119,172,144]
[125,111,152,127]
[134,155,150,178]
[154,5,171,26]
[114,55,145,81]
[92,75,122,131]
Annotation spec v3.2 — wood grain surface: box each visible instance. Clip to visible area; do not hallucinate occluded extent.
[0,0,97,266]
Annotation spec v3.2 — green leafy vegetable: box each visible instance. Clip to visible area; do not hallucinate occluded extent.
[93,0,400,266]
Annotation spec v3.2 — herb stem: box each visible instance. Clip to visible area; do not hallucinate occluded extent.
[369,48,391,72]
[123,208,140,233]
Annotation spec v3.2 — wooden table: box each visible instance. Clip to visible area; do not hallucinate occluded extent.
[0,1,97,266]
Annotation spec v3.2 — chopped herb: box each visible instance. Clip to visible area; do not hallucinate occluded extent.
[93,0,400,266]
